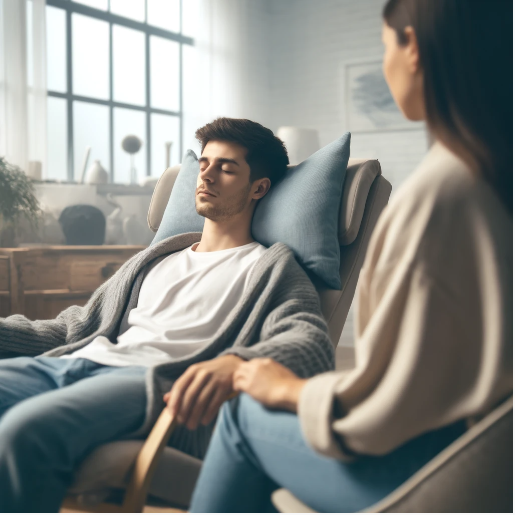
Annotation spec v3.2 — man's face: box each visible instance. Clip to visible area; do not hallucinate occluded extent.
[195,140,255,222]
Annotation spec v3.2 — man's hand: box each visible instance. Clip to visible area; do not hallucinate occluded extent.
[233,358,308,413]
[163,354,243,430]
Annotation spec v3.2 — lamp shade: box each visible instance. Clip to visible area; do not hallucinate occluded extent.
[277,126,320,165]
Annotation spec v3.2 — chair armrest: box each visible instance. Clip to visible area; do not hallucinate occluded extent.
[272,489,316,513]
[121,408,177,512]
[272,397,513,514]
[364,397,513,513]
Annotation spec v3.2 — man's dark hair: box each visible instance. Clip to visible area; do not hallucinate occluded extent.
[195,117,289,187]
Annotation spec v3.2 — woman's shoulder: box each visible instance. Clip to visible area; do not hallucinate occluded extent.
[367,142,511,276]
[384,142,510,235]
[391,143,475,214]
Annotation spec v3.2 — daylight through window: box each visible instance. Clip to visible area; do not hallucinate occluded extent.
[45,0,192,183]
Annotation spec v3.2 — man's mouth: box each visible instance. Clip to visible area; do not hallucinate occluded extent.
[197,189,216,197]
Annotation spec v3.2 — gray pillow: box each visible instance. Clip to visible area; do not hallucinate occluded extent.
[152,132,351,289]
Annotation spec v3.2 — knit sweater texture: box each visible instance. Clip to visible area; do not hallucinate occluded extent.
[0,232,334,456]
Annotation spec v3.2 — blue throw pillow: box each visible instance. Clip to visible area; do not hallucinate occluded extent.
[153,133,351,289]
[253,132,350,289]
[152,149,205,244]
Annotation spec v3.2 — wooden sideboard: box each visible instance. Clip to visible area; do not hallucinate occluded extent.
[0,245,145,320]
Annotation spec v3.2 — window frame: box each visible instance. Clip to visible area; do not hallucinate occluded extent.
[46,0,193,182]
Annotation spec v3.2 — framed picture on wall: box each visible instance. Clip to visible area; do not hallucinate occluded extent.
[341,59,426,133]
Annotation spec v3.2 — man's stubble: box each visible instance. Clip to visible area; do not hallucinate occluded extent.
[196,182,253,222]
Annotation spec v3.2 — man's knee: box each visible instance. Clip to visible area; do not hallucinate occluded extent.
[0,400,63,462]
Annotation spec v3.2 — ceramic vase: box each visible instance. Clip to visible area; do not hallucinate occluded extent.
[85,160,109,185]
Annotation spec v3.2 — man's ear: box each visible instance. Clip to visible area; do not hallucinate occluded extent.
[252,178,271,200]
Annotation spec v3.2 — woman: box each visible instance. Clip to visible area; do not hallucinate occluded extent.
[188,0,513,511]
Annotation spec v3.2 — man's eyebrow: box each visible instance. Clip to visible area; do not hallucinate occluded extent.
[198,156,240,166]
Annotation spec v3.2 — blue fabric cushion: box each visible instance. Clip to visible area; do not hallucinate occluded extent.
[253,132,350,289]
[152,133,351,289]
[152,149,205,243]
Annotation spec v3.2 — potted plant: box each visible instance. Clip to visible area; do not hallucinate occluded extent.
[0,157,41,248]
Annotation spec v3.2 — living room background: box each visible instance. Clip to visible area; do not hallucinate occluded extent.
[0,0,429,346]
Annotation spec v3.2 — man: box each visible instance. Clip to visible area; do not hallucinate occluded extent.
[0,118,334,512]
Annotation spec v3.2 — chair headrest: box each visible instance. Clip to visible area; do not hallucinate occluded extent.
[339,158,381,245]
[148,158,381,246]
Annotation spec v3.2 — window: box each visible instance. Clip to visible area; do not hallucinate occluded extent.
[46,0,192,183]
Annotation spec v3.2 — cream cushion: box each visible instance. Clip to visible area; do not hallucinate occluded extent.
[68,442,202,509]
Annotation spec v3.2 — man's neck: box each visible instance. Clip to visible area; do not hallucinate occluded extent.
[195,217,255,252]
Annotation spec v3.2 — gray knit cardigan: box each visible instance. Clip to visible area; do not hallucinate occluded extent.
[0,233,334,456]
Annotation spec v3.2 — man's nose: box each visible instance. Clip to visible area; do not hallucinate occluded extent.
[200,165,215,183]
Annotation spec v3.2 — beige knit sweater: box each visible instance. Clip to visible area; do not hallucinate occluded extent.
[299,142,512,459]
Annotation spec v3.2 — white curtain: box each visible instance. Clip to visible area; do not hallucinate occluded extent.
[0,0,47,177]
[182,0,271,154]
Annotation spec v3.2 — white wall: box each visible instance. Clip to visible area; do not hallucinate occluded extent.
[182,0,275,154]
[266,0,428,191]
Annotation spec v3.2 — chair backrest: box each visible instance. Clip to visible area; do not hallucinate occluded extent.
[147,159,392,346]
[365,396,513,513]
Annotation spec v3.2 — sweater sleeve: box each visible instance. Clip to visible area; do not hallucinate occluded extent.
[0,278,109,359]
[0,307,78,358]
[298,261,511,458]
[221,259,335,378]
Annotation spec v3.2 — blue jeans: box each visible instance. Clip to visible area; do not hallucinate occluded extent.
[0,356,147,513]
[190,394,465,513]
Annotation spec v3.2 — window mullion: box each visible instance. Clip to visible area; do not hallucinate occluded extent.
[145,32,151,177]
[66,8,74,181]
[179,0,183,33]
[109,21,114,183]
[179,0,183,161]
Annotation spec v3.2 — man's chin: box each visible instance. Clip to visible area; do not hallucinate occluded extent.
[196,205,229,222]
[195,203,213,220]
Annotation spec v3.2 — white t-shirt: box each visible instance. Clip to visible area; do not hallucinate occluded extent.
[63,241,267,367]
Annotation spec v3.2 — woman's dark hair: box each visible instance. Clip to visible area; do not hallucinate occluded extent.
[195,117,289,187]
[383,0,513,213]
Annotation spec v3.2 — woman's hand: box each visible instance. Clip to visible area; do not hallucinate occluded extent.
[233,358,308,413]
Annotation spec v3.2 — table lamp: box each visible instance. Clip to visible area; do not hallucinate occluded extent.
[276,127,320,165]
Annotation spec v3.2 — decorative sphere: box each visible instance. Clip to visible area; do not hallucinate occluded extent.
[121,135,143,154]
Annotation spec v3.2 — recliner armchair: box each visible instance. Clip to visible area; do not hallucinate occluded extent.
[61,158,392,512]
[271,396,513,513]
